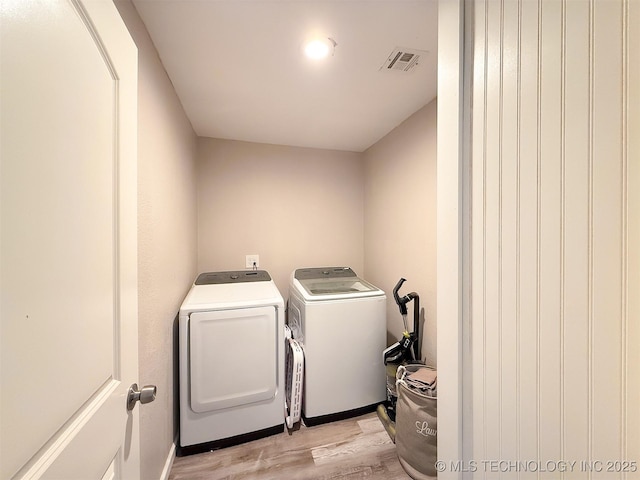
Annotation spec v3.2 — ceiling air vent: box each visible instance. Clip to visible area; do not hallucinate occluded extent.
[380,47,427,73]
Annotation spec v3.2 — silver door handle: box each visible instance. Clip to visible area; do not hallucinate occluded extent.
[127,383,157,411]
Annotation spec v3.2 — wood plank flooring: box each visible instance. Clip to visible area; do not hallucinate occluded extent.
[169,413,412,480]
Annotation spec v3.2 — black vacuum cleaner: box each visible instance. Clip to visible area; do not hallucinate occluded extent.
[377,277,421,438]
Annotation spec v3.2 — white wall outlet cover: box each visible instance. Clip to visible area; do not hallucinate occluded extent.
[245,255,259,268]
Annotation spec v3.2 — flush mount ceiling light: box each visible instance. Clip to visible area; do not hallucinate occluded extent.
[303,37,337,60]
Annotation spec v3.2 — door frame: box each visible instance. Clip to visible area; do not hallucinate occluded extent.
[437,0,468,475]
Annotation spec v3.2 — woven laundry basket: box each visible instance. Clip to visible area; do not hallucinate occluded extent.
[395,364,437,479]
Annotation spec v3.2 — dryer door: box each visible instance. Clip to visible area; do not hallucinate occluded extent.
[189,306,278,413]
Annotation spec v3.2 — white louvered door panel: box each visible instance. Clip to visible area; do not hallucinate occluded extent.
[469,0,639,478]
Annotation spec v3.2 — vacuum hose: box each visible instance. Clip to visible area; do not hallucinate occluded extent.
[392,278,420,360]
[392,278,410,317]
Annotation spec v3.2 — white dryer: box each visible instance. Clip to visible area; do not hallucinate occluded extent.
[178,270,284,455]
[288,267,386,425]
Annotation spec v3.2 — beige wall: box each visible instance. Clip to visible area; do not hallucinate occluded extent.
[114,3,198,479]
[363,100,437,366]
[197,104,437,361]
[197,138,364,295]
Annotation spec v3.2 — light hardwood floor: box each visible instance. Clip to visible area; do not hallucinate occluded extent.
[169,413,411,480]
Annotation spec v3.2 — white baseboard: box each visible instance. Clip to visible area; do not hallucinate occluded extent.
[159,439,177,480]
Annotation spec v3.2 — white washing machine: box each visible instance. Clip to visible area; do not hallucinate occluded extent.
[288,267,386,425]
[178,270,284,455]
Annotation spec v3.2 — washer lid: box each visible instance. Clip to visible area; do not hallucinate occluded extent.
[298,276,379,296]
[292,267,384,300]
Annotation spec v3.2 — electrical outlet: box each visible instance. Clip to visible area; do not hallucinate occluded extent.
[245,255,259,269]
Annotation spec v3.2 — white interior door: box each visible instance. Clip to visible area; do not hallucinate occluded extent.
[1,1,139,478]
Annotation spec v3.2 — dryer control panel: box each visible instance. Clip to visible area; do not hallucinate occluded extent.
[195,270,271,285]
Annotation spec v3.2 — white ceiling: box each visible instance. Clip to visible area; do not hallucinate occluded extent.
[132,1,438,152]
